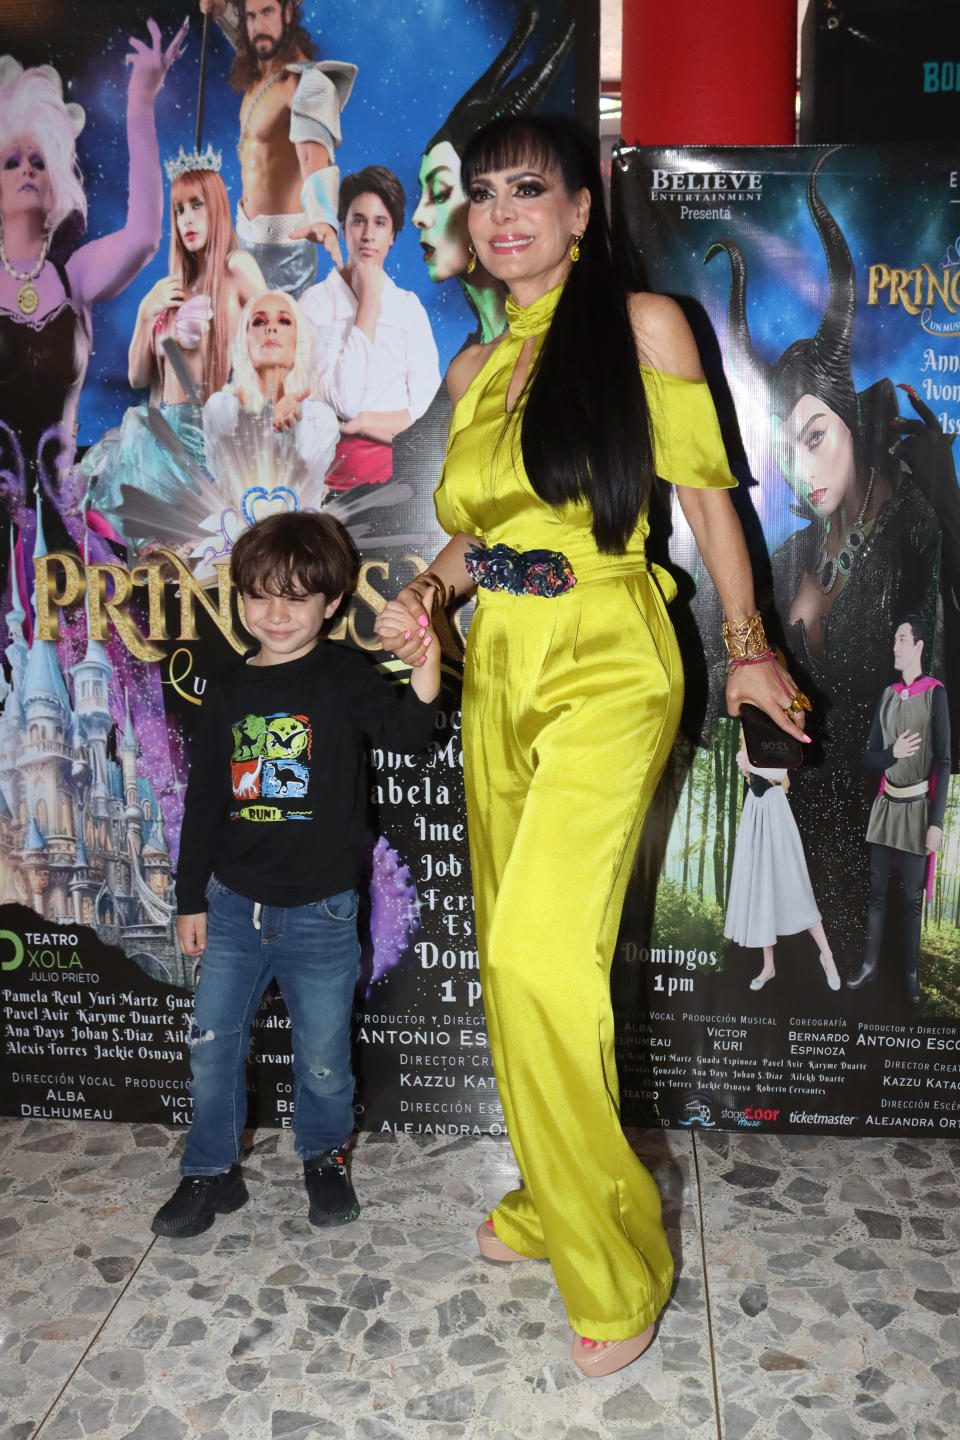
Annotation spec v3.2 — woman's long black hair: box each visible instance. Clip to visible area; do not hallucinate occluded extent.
[460,114,655,553]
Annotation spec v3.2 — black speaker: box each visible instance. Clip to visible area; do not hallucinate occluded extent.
[801,0,960,142]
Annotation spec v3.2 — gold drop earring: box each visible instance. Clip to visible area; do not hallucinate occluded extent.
[569,232,583,263]
[466,243,477,275]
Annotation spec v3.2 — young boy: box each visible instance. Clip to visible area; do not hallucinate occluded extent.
[152,512,441,1237]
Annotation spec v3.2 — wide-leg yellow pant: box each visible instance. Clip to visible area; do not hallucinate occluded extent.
[462,568,683,1342]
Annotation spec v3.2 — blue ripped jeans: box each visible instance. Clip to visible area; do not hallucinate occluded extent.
[180,877,360,1176]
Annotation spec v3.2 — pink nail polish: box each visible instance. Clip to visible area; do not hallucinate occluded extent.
[403,630,411,639]
[423,634,432,645]
[418,613,428,625]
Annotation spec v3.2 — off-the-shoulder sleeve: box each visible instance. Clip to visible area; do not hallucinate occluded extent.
[642,367,736,490]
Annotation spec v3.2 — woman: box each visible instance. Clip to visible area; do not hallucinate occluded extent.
[300,166,440,490]
[108,290,338,574]
[203,288,338,481]
[707,149,943,960]
[376,114,807,1378]
[82,157,265,522]
[0,22,185,528]
[724,747,839,993]
[128,158,264,443]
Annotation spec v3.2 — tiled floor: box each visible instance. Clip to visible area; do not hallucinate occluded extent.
[1,1118,957,1439]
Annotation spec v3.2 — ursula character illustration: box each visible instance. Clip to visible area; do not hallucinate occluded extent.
[301,165,440,491]
[106,290,338,576]
[81,147,265,520]
[724,745,840,993]
[707,147,947,958]
[0,23,185,534]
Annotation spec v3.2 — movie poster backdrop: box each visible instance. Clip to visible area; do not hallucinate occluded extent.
[0,0,587,1136]
[7,13,957,1147]
[611,145,960,1138]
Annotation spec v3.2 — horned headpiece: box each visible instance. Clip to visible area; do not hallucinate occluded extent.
[705,148,858,433]
[427,3,576,159]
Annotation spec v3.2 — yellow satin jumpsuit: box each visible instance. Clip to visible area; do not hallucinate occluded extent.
[434,282,735,1341]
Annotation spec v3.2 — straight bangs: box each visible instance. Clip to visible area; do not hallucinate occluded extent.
[461,118,563,192]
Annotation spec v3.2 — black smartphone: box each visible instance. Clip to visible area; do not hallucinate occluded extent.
[739,703,806,769]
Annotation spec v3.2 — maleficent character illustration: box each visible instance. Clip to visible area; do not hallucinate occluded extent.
[388,4,576,556]
[411,4,575,349]
[707,147,959,963]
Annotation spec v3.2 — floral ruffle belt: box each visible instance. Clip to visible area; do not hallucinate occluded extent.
[464,541,665,598]
[464,543,576,597]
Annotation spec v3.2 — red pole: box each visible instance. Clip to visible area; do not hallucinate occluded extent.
[621,0,796,146]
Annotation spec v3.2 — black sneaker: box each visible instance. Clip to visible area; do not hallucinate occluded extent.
[151,1163,248,1238]
[304,1149,360,1227]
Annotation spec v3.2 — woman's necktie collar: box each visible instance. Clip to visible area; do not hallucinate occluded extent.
[505,281,565,339]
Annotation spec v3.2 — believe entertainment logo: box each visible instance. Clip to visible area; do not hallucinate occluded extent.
[648,170,763,204]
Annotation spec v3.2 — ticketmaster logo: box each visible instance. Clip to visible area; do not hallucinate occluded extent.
[789,1110,857,1125]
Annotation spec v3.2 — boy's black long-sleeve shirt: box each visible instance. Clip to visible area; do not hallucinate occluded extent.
[175,642,438,913]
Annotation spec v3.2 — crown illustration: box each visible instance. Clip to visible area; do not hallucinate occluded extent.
[164,143,223,182]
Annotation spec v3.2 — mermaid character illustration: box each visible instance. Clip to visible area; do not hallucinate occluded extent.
[81,146,265,525]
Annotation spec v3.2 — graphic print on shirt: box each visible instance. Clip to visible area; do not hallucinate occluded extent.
[230,711,312,821]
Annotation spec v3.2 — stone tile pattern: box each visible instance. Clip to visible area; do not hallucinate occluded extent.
[0,1116,957,1438]
[695,1130,960,1440]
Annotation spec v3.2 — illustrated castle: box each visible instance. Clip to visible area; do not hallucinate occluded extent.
[0,506,188,987]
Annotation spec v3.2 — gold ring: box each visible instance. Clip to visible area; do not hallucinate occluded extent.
[786,689,811,715]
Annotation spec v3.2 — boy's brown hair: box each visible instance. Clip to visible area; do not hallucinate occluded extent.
[231,512,359,599]
[338,165,406,236]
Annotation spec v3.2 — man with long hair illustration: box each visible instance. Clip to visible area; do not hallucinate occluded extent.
[198,0,356,295]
